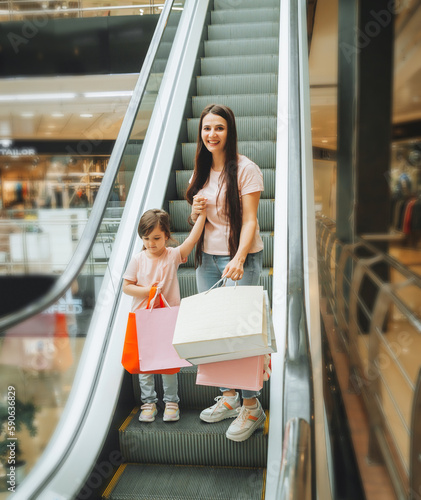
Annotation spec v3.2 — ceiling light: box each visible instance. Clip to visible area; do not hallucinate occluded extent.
[321,139,328,143]
[80,113,93,118]
[0,93,76,102]
[83,91,132,98]
[21,112,34,118]
[51,113,64,117]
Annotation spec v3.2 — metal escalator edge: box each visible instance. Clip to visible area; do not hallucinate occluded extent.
[12,1,211,498]
[264,0,333,499]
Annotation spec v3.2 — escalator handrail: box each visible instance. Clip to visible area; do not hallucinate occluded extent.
[266,0,332,498]
[0,0,176,333]
[278,417,312,500]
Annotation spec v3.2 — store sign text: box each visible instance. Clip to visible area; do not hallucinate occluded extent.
[0,148,36,156]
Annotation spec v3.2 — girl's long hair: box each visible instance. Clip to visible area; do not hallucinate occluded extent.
[185,104,241,266]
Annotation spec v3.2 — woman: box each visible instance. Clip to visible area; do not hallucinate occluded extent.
[186,104,265,442]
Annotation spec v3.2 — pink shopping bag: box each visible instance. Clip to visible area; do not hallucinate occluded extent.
[135,292,191,373]
[196,355,264,392]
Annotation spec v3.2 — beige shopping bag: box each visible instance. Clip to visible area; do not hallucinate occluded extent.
[173,284,274,362]
[188,291,276,364]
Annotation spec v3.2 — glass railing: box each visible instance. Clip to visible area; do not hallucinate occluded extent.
[0,3,182,493]
[316,216,421,499]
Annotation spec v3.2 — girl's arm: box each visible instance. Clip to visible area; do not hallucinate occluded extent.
[179,212,207,261]
[190,195,207,223]
[222,191,260,280]
[122,279,154,299]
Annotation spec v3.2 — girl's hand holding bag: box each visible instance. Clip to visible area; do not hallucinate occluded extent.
[121,287,191,374]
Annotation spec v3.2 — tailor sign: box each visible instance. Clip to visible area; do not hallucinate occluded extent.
[0,147,36,156]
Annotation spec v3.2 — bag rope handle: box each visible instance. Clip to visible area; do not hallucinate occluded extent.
[204,276,237,295]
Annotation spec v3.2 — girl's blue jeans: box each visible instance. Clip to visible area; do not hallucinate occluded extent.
[196,250,263,399]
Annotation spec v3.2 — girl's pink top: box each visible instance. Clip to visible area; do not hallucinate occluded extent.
[123,246,186,312]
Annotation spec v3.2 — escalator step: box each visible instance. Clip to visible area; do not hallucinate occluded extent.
[208,22,279,40]
[103,463,265,500]
[214,0,279,9]
[176,169,275,200]
[205,38,278,57]
[211,8,279,25]
[187,116,277,142]
[156,41,172,59]
[182,141,276,170]
[197,74,277,96]
[119,408,268,467]
[144,365,271,410]
[201,54,278,76]
[169,199,275,232]
[193,94,277,117]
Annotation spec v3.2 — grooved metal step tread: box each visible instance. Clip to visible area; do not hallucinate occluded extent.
[182,141,276,170]
[193,95,277,118]
[197,74,277,96]
[214,0,279,10]
[201,54,278,75]
[208,22,279,40]
[120,408,268,467]
[205,38,279,57]
[187,116,277,142]
[103,463,265,500]
[211,8,279,25]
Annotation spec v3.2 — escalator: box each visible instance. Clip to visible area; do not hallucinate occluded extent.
[0,0,331,498]
[102,1,279,497]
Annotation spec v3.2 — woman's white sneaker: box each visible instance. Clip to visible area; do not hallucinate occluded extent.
[226,400,266,442]
[199,393,241,423]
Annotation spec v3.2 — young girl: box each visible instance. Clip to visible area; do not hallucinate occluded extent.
[186,104,265,442]
[123,208,206,423]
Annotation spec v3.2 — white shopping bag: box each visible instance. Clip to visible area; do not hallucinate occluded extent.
[189,291,276,364]
[173,283,276,363]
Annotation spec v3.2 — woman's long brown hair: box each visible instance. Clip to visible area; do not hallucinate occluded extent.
[185,104,241,266]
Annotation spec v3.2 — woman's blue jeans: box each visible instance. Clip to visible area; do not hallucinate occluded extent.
[196,250,263,399]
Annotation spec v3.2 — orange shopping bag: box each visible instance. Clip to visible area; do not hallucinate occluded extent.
[121,287,187,375]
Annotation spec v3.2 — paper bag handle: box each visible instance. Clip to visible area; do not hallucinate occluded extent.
[147,287,171,310]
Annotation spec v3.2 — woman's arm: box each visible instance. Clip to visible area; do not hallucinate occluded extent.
[122,279,154,299]
[179,212,207,260]
[222,191,260,280]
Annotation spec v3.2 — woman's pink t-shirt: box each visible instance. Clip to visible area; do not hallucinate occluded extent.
[196,155,264,255]
[123,246,185,312]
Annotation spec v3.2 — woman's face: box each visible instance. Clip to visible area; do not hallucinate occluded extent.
[201,113,228,156]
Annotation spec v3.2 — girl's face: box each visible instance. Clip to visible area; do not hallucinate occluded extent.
[201,113,228,156]
[142,225,168,257]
